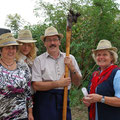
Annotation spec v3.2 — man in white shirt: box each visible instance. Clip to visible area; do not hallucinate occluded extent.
[32,26,82,120]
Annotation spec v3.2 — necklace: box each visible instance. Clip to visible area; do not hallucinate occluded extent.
[1,58,15,68]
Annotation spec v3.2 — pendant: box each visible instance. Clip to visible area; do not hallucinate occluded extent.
[8,66,10,68]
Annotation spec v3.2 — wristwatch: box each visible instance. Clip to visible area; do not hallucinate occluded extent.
[101,96,105,103]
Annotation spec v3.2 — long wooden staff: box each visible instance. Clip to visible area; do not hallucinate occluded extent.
[62,10,81,120]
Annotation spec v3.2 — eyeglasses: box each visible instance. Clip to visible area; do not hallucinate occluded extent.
[45,38,59,43]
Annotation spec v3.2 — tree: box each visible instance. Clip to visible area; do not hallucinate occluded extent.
[5,13,25,35]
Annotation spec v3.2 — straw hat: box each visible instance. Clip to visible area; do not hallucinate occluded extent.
[40,26,63,41]
[17,30,37,43]
[92,39,118,63]
[0,33,19,47]
[92,39,117,53]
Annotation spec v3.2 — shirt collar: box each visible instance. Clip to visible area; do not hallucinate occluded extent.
[45,51,64,59]
[19,53,33,65]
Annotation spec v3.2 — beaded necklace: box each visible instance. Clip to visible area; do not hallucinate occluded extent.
[1,58,15,68]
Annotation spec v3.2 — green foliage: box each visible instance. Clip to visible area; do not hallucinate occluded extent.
[69,86,83,107]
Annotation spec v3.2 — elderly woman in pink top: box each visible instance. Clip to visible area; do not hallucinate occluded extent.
[0,32,33,120]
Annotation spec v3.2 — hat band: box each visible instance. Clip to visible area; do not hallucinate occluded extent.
[0,41,17,46]
[97,46,112,49]
[45,32,58,36]
[18,38,33,40]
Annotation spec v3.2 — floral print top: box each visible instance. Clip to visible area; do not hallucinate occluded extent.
[0,61,33,120]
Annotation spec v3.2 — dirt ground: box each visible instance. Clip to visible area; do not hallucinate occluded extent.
[71,106,88,120]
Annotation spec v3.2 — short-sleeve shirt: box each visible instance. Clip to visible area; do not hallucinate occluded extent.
[32,51,82,89]
[0,61,33,120]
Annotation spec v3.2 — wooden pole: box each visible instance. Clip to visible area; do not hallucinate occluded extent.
[62,10,80,120]
[62,27,71,120]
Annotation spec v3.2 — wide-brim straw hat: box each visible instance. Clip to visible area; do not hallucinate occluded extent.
[17,30,37,43]
[0,33,19,47]
[92,39,117,53]
[40,26,63,41]
[92,39,118,63]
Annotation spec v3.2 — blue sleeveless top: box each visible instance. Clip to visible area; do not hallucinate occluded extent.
[88,68,120,120]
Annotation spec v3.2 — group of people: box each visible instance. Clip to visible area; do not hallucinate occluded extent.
[0,26,120,120]
[0,26,82,120]
[0,29,36,120]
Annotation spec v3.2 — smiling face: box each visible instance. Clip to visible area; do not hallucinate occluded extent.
[19,43,32,56]
[95,50,113,70]
[44,35,61,55]
[1,46,17,60]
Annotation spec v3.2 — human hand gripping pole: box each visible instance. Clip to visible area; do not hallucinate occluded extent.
[62,10,81,120]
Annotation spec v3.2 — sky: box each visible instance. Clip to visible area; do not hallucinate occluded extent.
[0,0,120,29]
[0,0,38,28]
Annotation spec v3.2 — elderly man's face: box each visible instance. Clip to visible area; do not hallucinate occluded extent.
[44,35,61,54]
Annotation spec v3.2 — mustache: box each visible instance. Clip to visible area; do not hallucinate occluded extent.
[49,44,56,48]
